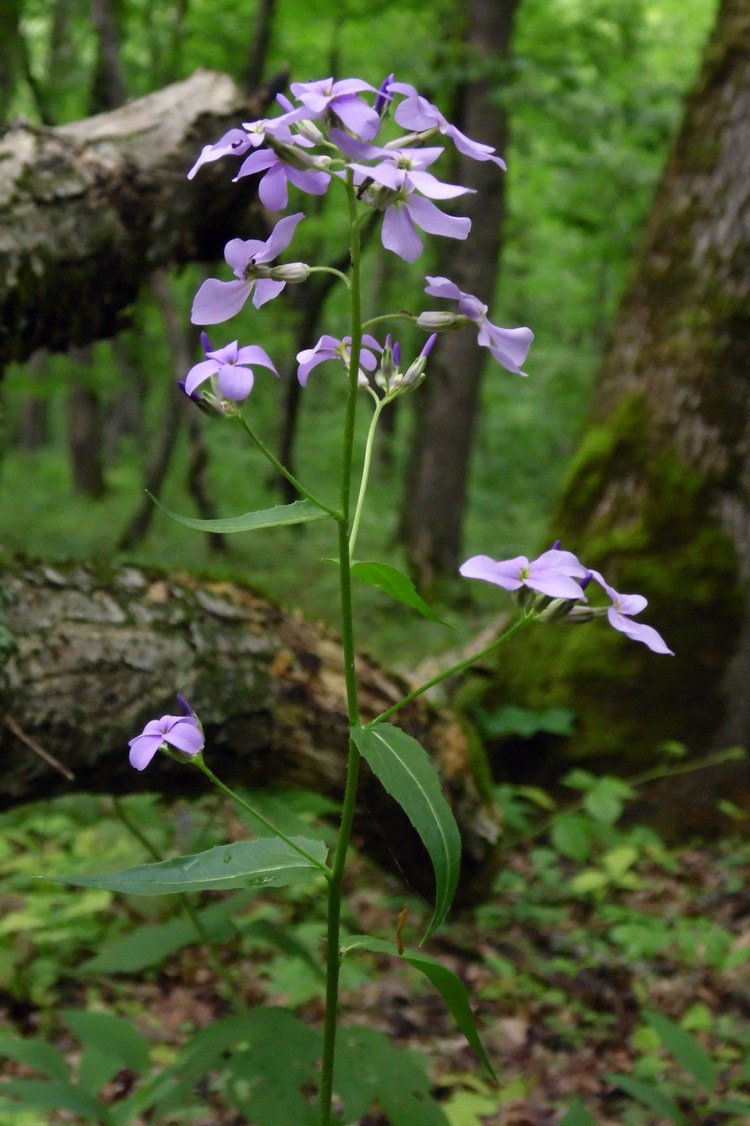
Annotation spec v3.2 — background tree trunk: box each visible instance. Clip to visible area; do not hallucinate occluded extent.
[0,561,500,906]
[399,0,518,586]
[0,68,284,371]
[459,0,750,831]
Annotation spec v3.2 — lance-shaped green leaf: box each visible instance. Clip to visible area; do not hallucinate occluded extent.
[351,724,460,938]
[149,494,330,533]
[351,561,450,625]
[51,836,328,896]
[342,936,496,1080]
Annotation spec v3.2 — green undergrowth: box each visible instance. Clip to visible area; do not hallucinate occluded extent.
[1,774,749,1124]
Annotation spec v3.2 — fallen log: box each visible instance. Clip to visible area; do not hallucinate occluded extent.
[0,560,500,907]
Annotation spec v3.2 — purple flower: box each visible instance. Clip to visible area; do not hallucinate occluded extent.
[185,338,278,403]
[191,213,305,325]
[128,711,204,772]
[389,81,506,169]
[347,147,473,263]
[420,276,534,375]
[376,333,437,393]
[234,146,331,210]
[460,549,588,600]
[289,77,381,140]
[297,334,382,387]
[590,571,674,655]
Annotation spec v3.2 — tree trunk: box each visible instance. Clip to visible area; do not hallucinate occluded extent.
[399,0,518,586]
[0,561,500,906]
[459,0,750,830]
[0,68,286,371]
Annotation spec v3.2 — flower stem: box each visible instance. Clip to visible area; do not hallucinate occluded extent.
[237,414,339,518]
[349,396,387,557]
[318,172,364,1126]
[194,761,331,874]
[368,612,535,727]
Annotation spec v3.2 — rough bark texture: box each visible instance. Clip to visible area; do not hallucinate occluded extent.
[400,0,518,585]
[459,0,750,831]
[0,561,500,906]
[0,68,282,370]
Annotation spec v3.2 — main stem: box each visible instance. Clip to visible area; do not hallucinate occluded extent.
[318,175,364,1126]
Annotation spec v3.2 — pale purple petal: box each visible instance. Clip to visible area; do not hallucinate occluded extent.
[187,129,254,180]
[184,358,219,395]
[407,170,473,200]
[393,92,441,132]
[608,610,674,655]
[459,554,526,591]
[235,345,278,372]
[261,212,305,260]
[252,278,286,309]
[163,716,204,755]
[191,279,251,325]
[234,148,277,180]
[332,95,380,138]
[424,276,462,300]
[285,165,331,196]
[128,732,162,771]
[258,164,289,210]
[217,364,254,401]
[405,195,471,241]
[382,205,423,263]
[224,238,256,277]
[446,123,507,168]
[479,324,534,375]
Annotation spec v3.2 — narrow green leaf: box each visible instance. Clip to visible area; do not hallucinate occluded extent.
[0,1032,69,1082]
[149,494,330,533]
[605,1073,688,1125]
[0,1079,111,1122]
[644,1010,718,1091]
[51,836,328,895]
[559,1098,598,1126]
[342,936,496,1081]
[351,724,461,938]
[351,561,449,625]
[62,1011,151,1091]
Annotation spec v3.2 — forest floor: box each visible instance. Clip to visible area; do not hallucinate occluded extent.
[2,793,750,1126]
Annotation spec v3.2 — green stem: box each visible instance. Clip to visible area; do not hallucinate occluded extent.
[349,395,387,557]
[194,761,331,875]
[237,414,339,519]
[368,612,536,727]
[308,265,351,288]
[318,173,365,1126]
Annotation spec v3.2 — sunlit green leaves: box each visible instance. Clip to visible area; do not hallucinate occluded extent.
[351,724,461,938]
[52,836,329,895]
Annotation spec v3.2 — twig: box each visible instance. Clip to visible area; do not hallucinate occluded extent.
[3,714,75,781]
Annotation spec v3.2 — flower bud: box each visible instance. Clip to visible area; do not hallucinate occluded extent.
[270,262,311,283]
[416,311,462,330]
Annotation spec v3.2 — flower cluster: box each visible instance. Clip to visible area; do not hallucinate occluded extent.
[182,74,532,404]
[460,548,673,654]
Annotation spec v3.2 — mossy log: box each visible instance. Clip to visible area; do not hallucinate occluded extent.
[0,69,276,370]
[0,561,500,907]
[460,0,750,827]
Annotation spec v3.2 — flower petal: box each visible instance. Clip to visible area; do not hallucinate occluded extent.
[191,279,251,325]
[382,204,423,262]
[184,358,218,396]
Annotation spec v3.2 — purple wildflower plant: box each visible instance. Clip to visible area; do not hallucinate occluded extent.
[185,335,278,404]
[375,333,437,396]
[388,81,507,169]
[460,549,589,601]
[191,214,306,325]
[419,276,534,375]
[128,703,204,772]
[297,335,382,387]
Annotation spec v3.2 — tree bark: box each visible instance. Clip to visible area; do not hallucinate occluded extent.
[399,0,518,586]
[460,0,750,827]
[0,561,500,906]
[0,68,285,371]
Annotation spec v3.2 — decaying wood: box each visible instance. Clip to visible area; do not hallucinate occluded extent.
[0,561,501,906]
[0,69,282,370]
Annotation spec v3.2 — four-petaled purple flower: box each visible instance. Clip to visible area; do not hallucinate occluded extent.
[234,146,331,211]
[297,335,382,387]
[348,146,473,263]
[589,571,674,655]
[289,77,381,140]
[185,336,278,403]
[191,214,305,325]
[460,549,589,600]
[420,276,534,375]
[128,709,204,772]
[388,81,507,169]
